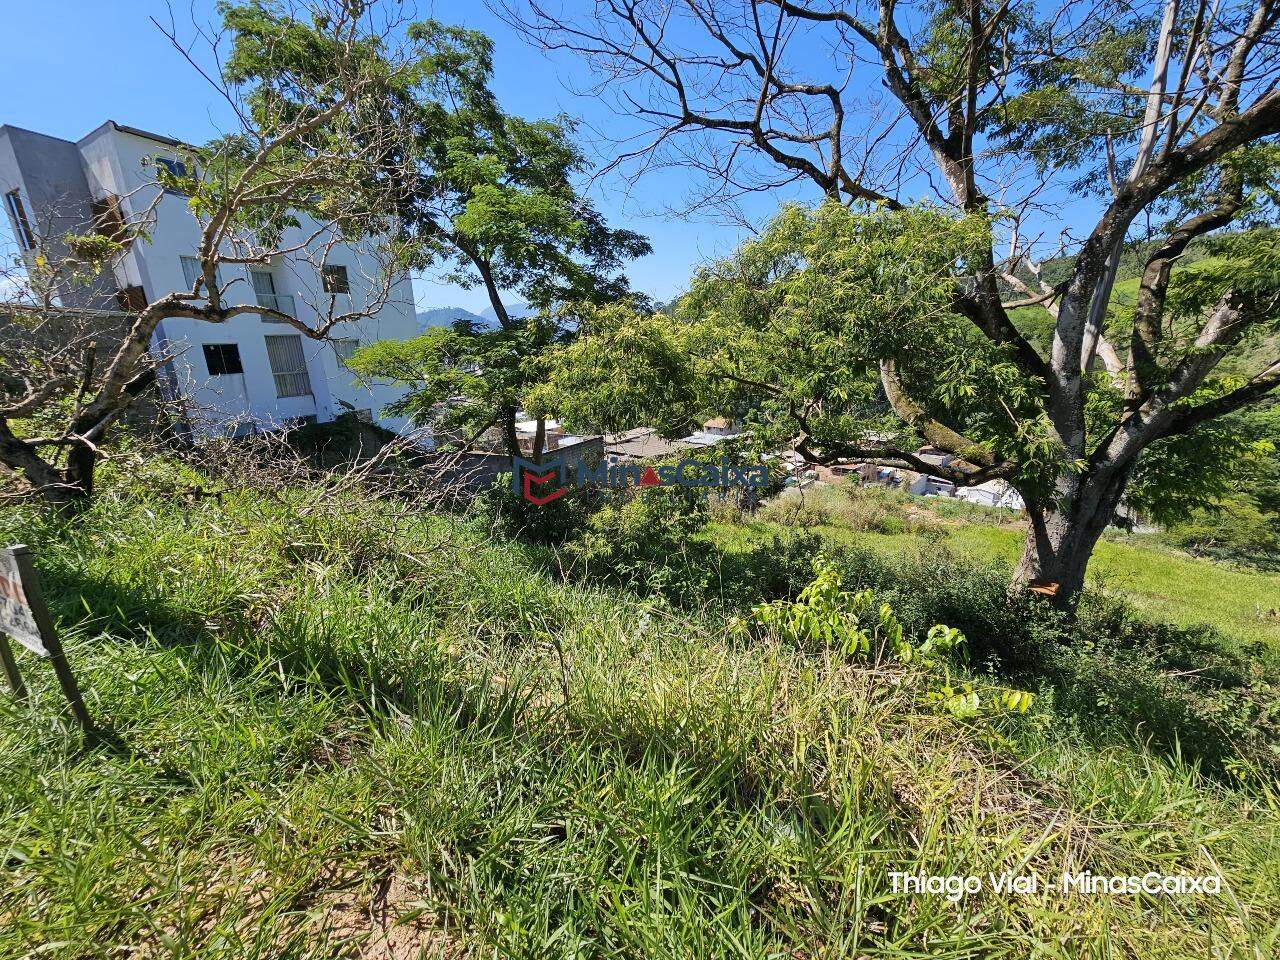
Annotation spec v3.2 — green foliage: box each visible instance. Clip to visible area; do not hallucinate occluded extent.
[752,563,914,660]
[722,519,1280,773]
[477,471,592,545]
[1162,496,1280,570]
[752,564,1034,715]
[338,43,653,447]
[564,487,710,598]
[758,493,831,529]
[677,202,993,437]
[530,302,701,435]
[1166,231,1280,328]
[542,201,1070,497]
[220,2,650,449]
[1116,382,1279,538]
[1122,390,1274,526]
[349,320,559,446]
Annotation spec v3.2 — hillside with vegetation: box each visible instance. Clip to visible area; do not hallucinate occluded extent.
[1,456,1279,958]
[3,1,1280,957]
[734,484,1280,648]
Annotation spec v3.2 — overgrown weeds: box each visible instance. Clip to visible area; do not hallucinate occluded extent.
[1,466,1278,957]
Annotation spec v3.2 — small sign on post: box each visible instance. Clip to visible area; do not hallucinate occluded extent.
[0,544,93,736]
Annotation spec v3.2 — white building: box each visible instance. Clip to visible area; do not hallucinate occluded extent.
[1,120,422,438]
[954,479,1025,510]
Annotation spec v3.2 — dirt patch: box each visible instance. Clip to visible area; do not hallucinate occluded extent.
[312,872,457,959]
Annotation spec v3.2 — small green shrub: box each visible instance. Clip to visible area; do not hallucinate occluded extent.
[564,487,710,597]
[478,473,594,544]
[1162,496,1280,570]
[752,563,913,660]
[729,529,826,602]
[759,493,831,528]
[752,564,1034,717]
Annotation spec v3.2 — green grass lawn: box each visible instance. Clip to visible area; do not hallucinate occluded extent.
[943,525,1280,647]
[2,473,1279,957]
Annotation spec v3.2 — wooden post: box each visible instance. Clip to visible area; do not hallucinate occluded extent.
[1,545,93,737]
[0,630,27,701]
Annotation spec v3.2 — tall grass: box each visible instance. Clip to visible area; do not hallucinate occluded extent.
[1,470,1278,958]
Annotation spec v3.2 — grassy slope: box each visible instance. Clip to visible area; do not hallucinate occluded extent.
[945,525,1280,647]
[1,474,1279,958]
[747,485,1280,648]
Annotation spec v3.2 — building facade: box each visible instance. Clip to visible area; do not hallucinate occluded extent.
[1,120,423,438]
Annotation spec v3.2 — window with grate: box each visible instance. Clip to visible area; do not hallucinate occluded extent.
[264,334,313,398]
[4,190,35,250]
[332,338,361,366]
[181,256,223,292]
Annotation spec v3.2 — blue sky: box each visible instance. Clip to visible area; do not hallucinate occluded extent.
[1,0,771,314]
[1,1,1102,313]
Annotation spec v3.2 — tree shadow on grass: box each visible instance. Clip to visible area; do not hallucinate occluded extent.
[39,566,533,762]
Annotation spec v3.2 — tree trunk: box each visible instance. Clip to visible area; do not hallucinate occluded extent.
[0,427,94,514]
[502,405,521,462]
[1012,466,1132,609]
[532,416,546,465]
[64,444,96,502]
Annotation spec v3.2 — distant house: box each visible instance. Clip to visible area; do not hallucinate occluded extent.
[512,415,603,459]
[914,446,954,469]
[954,480,1025,510]
[685,417,749,448]
[604,427,692,463]
[603,421,749,463]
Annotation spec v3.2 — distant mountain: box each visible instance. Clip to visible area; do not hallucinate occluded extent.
[416,302,535,333]
[416,307,488,331]
[478,301,535,326]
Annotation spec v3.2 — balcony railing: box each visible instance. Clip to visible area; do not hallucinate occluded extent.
[255,292,296,322]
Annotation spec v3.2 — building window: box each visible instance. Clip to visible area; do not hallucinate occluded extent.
[115,285,148,312]
[90,194,126,244]
[251,268,293,320]
[156,157,187,178]
[202,343,244,376]
[264,334,313,398]
[4,190,36,250]
[181,256,201,290]
[180,256,222,292]
[321,264,350,294]
[332,338,361,365]
[155,157,193,195]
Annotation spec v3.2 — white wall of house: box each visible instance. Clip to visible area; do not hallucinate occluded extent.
[954,480,1025,510]
[3,120,423,440]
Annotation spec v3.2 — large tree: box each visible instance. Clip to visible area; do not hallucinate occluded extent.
[227,11,651,459]
[346,89,652,460]
[505,0,1280,606]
